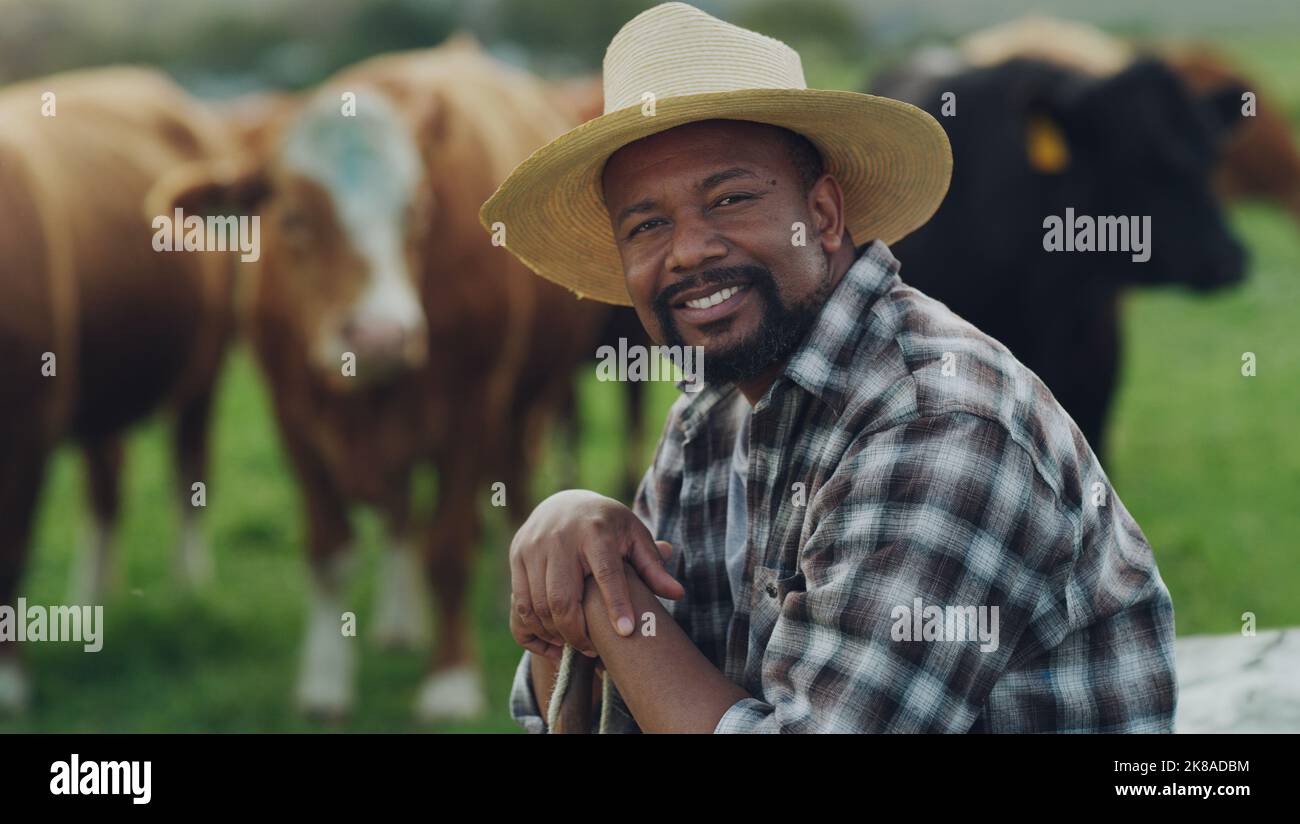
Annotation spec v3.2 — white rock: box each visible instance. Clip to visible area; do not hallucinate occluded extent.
[1176,629,1300,733]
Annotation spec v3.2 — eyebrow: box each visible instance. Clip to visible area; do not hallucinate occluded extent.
[615,167,760,229]
[616,198,657,227]
[697,166,757,192]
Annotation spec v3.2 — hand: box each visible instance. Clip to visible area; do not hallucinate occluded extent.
[508,490,684,660]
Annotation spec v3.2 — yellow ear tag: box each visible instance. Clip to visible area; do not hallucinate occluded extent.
[1026,114,1070,174]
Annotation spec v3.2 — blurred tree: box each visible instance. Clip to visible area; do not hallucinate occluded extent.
[496,0,661,70]
[735,0,868,65]
[320,0,460,73]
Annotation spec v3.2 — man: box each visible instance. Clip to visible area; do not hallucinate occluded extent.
[481,2,1177,733]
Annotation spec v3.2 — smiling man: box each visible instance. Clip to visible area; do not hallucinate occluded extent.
[481,2,1178,733]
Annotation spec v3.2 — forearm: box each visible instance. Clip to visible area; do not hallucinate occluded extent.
[529,651,559,722]
[582,563,748,733]
[529,650,602,725]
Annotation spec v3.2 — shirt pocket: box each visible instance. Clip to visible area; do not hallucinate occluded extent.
[749,565,807,635]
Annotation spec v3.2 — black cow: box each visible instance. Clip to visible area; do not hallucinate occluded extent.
[874,57,1247,460]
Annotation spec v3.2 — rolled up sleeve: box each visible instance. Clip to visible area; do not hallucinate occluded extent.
[509,651,548,734]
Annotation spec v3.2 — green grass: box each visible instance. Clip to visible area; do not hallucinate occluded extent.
[1108,204,1300,635]
[1,348,682,732]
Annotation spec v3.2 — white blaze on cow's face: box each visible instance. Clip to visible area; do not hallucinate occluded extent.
[275,88,429,381]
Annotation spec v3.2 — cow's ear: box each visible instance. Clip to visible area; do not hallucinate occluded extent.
[143,160,270,223]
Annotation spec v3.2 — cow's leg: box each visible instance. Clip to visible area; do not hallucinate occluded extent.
[502,406,546,531]
[372,469,429,649]
[1077,295,1122,464]
[622,379,646,502]
[0,440,45,714]
[553,381,581,490]
[293,456,357,719]
[69,436,123,602]
[414,438,486,722]
[173,388,215,587]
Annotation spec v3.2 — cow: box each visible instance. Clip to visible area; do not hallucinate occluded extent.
[153,39,611,721]
[957,17,1300,227]
[871,56,1248,461]
[0,67,238,712]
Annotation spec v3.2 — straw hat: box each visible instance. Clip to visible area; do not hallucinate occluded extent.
[479,1,952,306]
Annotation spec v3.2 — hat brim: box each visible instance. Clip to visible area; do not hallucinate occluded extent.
[479,88,952,306]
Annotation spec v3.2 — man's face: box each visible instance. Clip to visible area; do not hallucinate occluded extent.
[602,120,842,385]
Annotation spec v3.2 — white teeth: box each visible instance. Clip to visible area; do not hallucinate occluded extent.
[684,285,742,310]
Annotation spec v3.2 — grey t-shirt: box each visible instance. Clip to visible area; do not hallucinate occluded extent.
[724,409,751,602]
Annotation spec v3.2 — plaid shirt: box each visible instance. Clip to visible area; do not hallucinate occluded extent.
[511,241,1177,733]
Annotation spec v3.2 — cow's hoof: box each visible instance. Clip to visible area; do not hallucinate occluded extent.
[295,607,355,719]
[176,526,215,589]
[371,549,428,650]
[0,658,30,715]
[414,665,486,723]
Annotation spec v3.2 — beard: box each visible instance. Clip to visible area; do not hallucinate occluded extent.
[652,261,833,387]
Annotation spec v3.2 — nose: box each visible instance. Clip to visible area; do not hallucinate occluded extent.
[665,214,727,274]
[341,314,427,373]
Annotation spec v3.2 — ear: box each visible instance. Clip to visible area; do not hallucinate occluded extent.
[143,159,270,227]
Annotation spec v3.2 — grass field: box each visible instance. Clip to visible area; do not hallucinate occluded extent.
[2,37,1297,734]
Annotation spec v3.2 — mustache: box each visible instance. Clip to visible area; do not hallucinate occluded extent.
[652,264,773,314]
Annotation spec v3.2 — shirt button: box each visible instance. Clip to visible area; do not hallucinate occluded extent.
[765,581,778,598]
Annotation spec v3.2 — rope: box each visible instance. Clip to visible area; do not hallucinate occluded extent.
[547,644,613,734]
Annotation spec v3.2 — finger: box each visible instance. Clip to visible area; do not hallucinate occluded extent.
[510,598,563,661]
[655,540,673,559]
[626,526,685,601]
[524,551,560,642]
[510,557,535,630]
[585,543,636,637]
[524,637,564,662]
[546,551,594,654]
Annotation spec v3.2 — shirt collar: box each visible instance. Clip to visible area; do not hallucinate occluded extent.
[676,240,900,438]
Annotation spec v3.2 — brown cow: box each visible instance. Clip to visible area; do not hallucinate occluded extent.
[157,39,610,721]
[1163,46,1300,226]
[0,67,238,712]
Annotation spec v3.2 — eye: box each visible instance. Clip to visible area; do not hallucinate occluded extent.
[713,193,754,208]
[628,217,666,238]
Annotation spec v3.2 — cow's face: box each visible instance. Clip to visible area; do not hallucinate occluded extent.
[266,90,430,383]
[1053,60,1248,290]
